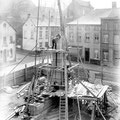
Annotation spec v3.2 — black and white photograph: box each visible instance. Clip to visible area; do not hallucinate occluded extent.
[0,0,120,120]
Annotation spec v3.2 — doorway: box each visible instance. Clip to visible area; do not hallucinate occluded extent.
[85,48,90,62]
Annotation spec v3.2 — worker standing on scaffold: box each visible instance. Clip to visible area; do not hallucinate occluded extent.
[52,34,61,49]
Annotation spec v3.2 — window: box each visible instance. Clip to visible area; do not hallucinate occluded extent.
[9,48,13,58]
[77,33,81,42]
[94,49,99,59]
[94,33,99,43]
[103,22,108,30]
[46,27,48,31]
[114,35,120,45]
[102,34,108,43]
[114,23,119,30]
[39,42,42,47]
[113,50,120,66]
[114,50,119,59]
[103,51,108,61]
[3,37,7,46]
[10,36,14,44]
[39,31,42,39]
[39,27,42,30]
[31,30,34,39]
[45,30,49,39]
[85,26,90,31]
[45,42,48,48]
[69,32,74,41]
[85,33,90,43]
[94,26,99,31]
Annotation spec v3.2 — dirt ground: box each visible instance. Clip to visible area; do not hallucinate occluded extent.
[0,84,120,120]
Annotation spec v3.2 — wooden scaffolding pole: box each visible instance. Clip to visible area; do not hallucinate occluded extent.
[57,0,68,120]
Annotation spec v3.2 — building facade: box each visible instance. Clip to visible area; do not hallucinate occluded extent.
[0,20,16,63]
[67,24,101,64]
[23,17,60,50]
[66,3,119,65]
[65,0,93,22]
[101,10,120,67]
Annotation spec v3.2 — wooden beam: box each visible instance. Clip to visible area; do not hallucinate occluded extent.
[68,63,79,71]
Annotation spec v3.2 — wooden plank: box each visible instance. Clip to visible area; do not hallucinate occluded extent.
[13,72,16,85]
[97,86,109,98]
[25,64,27,81]
[68,64,79,71]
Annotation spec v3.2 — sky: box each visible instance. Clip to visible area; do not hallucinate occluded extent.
[31,0,120,9]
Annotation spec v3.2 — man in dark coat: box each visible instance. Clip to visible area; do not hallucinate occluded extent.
[52,34,61,49]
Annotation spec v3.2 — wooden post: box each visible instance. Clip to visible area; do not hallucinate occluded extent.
[77,96,81,120]
[25,64,27,81]
[3,74,5,89]
[95,102,106,120]
[13,72,16,85]
[91,102,95,120]
[64,54,68,120]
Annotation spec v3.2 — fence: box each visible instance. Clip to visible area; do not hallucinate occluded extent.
[0,64,35,90]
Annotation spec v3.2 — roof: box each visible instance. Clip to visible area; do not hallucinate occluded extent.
[67,9,112,25]
[30,6,59,19]
[0,19,17,32]
[102,8,120,19]
[5,17,24,33]
[29,18,60,27]
[74,0,93,7]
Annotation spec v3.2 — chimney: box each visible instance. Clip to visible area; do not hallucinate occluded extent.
[112,2,117,9]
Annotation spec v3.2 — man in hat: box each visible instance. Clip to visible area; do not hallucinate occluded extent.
[52,34,61,49]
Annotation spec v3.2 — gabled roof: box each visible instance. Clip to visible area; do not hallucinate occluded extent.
[67,9,112,25]
[0,19,17,32]
[102,8,120,19]
[74,0,93,7]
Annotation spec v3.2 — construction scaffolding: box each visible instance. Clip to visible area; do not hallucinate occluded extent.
[33,47,110,120]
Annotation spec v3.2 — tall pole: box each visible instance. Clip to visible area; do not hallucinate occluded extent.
[57,0,67,50]
[48,10,51,47]
[100,25,103,84]
[57,0,68,120]
[35,0,40,78]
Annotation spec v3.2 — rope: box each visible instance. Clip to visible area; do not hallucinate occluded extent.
[9,43,39,74]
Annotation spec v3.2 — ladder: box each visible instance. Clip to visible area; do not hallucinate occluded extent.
[59,95,66,120]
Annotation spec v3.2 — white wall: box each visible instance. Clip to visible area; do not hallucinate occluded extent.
[0,21,16,62]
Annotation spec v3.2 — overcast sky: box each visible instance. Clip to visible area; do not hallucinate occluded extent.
[31,0,120,9]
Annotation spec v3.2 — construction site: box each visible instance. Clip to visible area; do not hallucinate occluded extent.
[2,43,120,120]
[0,0,120,120]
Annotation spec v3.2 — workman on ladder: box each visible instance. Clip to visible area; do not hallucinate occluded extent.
[52,34,61,49]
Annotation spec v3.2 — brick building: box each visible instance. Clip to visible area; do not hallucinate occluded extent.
[67,8,112,64]
[101,3,120,67]
[65,0,93,22]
